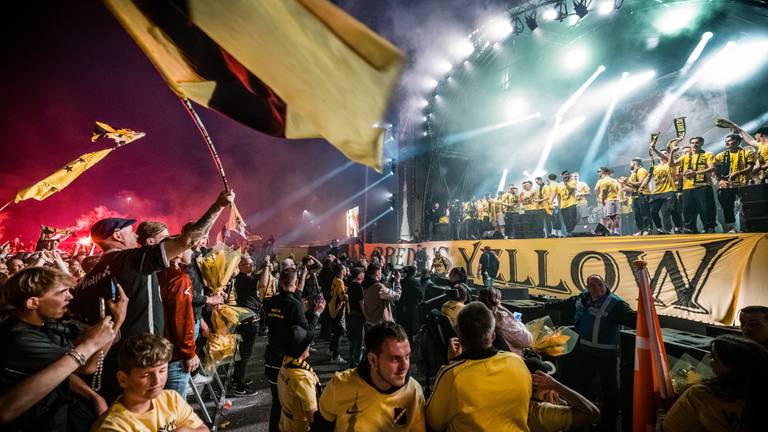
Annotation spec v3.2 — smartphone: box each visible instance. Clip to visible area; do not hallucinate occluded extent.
[99,297,106,319]
[110,278,118,302]
[513,311,523,321]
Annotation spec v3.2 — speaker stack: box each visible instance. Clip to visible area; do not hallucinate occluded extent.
[740,183,768,232]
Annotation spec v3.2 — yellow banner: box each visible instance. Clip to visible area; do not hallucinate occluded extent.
[365,234,768,325]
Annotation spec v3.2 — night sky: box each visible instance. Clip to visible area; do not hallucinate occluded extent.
[0,0,388,245]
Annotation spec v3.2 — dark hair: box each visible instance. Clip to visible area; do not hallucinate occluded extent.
[117,333,173,372]
[690,136,704,144]
[547,173,557,180]
[366,263,381,276]
[403,266,416,278]
[350,266,365,280]
[448,267,467,284]
[457,302,495,351]
[741,305,768,317]
[706,335,768,432]
[599,166,613,175]
[332,262,345,277]
[477,288,501,308]
[726,133,742,143]
[279,267,298,288]
[365,321,408,354]
[4,267,75,309]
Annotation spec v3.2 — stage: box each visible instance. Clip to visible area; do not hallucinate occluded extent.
[364,233,768,326]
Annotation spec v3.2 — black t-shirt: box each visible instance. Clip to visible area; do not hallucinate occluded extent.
[188,249,208,321]
[70,245,167,337]
[266,291,318,360]
[479,251,499,279]
[0,317,73,430]
[234,272,261,313]
[347,281,364,314]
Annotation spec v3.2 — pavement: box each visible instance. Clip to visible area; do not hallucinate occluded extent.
[190,330,355,431]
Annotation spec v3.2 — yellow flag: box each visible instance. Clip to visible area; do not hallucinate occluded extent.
[103,0,404,171]
[14,149,114,203]
[225,203,247,237]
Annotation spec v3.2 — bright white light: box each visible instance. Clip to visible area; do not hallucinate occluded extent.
[422,116,427,121]
[497,169,509,192]
[435,59,453,74]
[655,5,699,35]
[680,31,715,75]
[449,39,474,61]
[618,70,656,96]
[597,1,614,15]
[700,39,768,86]
[504,97,528,118]
[417,99,428,108]
[424,78,438,89]
[564,47,590,70]
[558,65,606,116]
[543,8,558,21]
[557,116,586,139]
[422,131,428,136]
[568,15,580,26]
[485,17,512,42]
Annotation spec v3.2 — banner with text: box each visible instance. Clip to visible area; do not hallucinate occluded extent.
[365,234,768,325]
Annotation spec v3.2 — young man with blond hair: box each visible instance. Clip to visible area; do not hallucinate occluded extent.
[91,333,208,431]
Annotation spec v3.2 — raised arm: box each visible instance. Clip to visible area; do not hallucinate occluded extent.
[163,191,234,260]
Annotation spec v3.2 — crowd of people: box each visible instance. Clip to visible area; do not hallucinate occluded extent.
[426,124,768,240]
[0,186,767,432]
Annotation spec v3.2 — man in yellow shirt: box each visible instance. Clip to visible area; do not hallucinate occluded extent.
[675,136,717,233]
[316,321,426,431]
[537,176,557,237]
[720,120,768,183]
[571,172,591,223]
[519,180,544,238]
[277,326,320,432]
[648,145,683,234]
[91,334,207,432]
[558,171,579,235]
[714,133,756,233]
[426,302,531,431]
[620,158,651,235]
[594,167,622,235]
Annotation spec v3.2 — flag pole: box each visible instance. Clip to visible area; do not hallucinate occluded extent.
[0,200,11,213]
[179,97,230,192]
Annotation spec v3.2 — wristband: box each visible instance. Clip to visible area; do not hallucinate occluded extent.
[66,349,87,366]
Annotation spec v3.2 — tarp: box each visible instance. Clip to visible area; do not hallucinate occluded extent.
[364,234,768,325]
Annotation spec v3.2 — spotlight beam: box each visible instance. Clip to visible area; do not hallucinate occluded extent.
[250,161,355,226]
[580,72,630,174]
[497,169,509,192]
[359,207,394,232]
[443,112,541,145]
[280,172,394,243]
[680,32,714,76]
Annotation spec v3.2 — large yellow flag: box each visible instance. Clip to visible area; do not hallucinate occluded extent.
[103,0,404,171]
[14,149,114,202]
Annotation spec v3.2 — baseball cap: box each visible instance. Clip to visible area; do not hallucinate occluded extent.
[90,218,136,242]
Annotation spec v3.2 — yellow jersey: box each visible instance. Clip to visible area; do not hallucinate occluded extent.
[528,401,573,432]
[539,185,554,214]
[557,180,577,209]
[319,368,426,432]
[714,148,756,187]
[278,356,320,432]
[575,182,590,206]
[755,142,768,181]
[503,192,518,212]
[679,151,715,189]
[629,167,651,195]
[663,384,748,432]
[595,177,621,201]
[426,350,531,432]
[91,390,203,432]
[520,189,538,211]
[329,277,349,319]
[651,163,675,194]
[477,200,490,219]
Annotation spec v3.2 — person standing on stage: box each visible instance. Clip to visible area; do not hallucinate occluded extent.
[716,121,768,183]
[676,136,717,233]
[714,133,756,233]
[572,172,591,223]
[595,167,622,235]
[502,184,518,239]
[558,171,579,235]
[491,191,507,237]
[461,199,475,240]
[426,202,443,241]
[548,174,564,237]
[649,144,683,234]
[621,158,651,236]
[520,180,543,238]
[537,175,557,237]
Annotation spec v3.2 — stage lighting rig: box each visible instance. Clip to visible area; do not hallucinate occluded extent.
[513,16,525,35]
[574,0,588,18]
[525,11,538,31]
[554,0,568,21]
